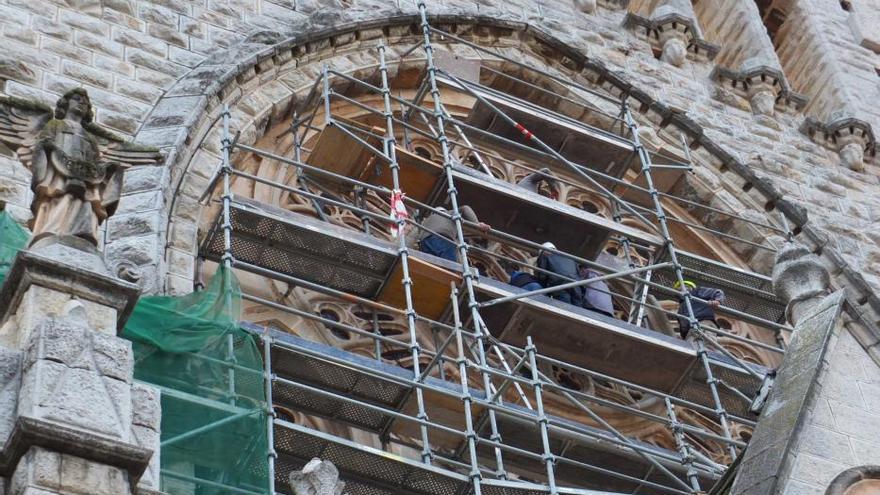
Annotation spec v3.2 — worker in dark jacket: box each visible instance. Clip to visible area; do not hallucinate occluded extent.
[409,206,489,262]
[536,242,582,306]
[675,280,724,340]
[517,168,560,200]
[507,264,543,292]
[578,265,615,318]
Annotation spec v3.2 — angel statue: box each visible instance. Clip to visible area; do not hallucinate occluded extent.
[0,88,162,248]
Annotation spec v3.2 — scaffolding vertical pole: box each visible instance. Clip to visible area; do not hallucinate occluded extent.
[417,3,507,478]
[220,104,233,270]
[451,284,482,495]
[526,337,558,494]
[377,43,433,464]
[263,329,277,494]
[623,103,737,460]
[665,398,700,493]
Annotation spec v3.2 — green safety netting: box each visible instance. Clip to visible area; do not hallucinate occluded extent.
[0,210,29,286]
[124,266,269,495]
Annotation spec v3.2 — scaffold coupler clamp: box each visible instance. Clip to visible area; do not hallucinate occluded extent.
[749,370,777,414]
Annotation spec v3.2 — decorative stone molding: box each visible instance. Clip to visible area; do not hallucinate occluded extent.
[623,0,719,67]
[710,59,808,116]
[801,115,877,172]
[772,241,831,325]
[290,458,347,495]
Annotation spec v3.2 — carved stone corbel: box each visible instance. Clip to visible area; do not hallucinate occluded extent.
[623,0,719,67]
[710,58,808,116]
[801,114,876,172]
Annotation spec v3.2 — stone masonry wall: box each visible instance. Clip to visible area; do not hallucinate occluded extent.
[779,318,880,494]
[1,2,880,324]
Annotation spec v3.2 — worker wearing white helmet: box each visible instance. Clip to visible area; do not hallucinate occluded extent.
[535,241,582,306]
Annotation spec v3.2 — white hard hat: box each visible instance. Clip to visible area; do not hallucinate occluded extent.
[541,242,556,250]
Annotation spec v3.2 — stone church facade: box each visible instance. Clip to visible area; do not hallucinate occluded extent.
[0,0,879,494]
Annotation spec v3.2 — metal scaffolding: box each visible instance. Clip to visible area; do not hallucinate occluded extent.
[196,8,793,495]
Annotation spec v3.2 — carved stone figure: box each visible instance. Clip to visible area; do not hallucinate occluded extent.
[0,89,161,247]
[289,458,347,495]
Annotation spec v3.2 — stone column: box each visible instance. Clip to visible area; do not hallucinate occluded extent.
[730,242,843,495]
[0,239,163,495]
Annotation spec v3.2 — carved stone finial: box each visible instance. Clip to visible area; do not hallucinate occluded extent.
[772,241,831,325]
[659,34,688,67]
[290,458,347,495]
[839,141,865,171]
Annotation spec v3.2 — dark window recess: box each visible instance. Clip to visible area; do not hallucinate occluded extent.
[754,0,787,42]
[581,201,600,214]
[319,309,350,340]
[353,311,394,321]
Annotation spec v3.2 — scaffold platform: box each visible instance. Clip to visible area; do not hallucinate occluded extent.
[472,279,765,418]
[652,250,785,324]
[252,326,719,495]
[302,119,662,260]
[274,419,632,495]
[434,75,636,183]
[201,196,461,320]
[206,199,766,413]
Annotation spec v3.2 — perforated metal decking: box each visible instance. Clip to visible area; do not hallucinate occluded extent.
[473,278,766,418]
[274,420,627,495]
[435,75,636,184]
[255,327,707,495]
[652,250,785,324]
[202,197,461,319]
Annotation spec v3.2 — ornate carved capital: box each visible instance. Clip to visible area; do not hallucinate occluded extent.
[290,458,347,495]
[801,115,876,171]
[772,241,831,325]
[624,0,719,67]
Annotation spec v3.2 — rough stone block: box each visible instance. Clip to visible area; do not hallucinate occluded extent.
[106,213,160,241]
[130,424,159,492]
[21,317,131,379]
[9,447,62,494]
[787,452,848,489]
[0,346,22,447]
[795,425,854,465]
[105,235,161,267]
[121,167,166,195]
[18,359,132,441]
[59,454,129,495]
[14,287,73,345]
[130,383,160,431]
